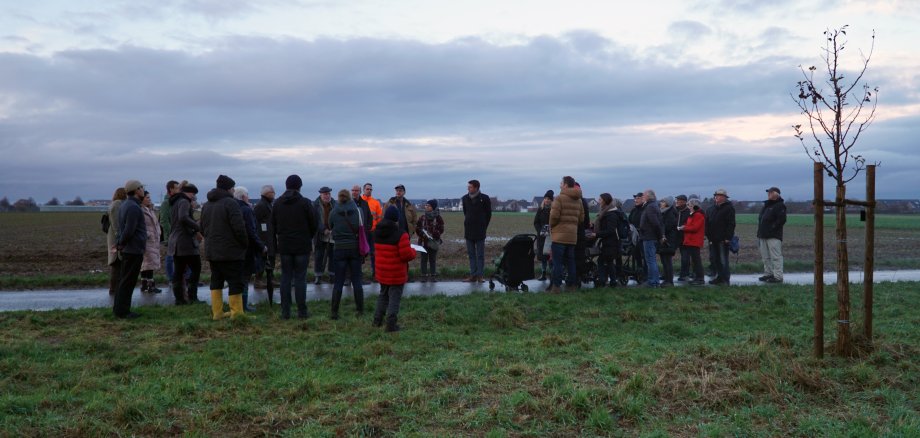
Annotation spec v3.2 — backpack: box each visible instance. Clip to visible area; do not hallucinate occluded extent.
[101,212,110,234]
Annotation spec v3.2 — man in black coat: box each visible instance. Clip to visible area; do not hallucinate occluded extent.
[461,179,492,282]
[201,174,249,319]
[272,175,318,319]
[628,192,646,280]
[757,187,787,283]
[638,189,664,287]
[113,179,147,319]
[674,195,693,281]
[705,188,736,285]
[253,185,275,288]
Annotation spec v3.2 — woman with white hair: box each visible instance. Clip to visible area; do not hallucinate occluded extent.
[234,186,267,312]
[679,198,706,286]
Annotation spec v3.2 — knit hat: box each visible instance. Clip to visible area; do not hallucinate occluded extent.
[216,174,235,191]
[181,183,199,194]
[675,194,688,201]
[285,175,302,190]
[384,205,400,222]
[426,199,438,210]
[124,180,144,193]
[543,190,554,200]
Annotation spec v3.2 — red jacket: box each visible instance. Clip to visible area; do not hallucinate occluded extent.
[682,209,705,248]
[373,219,417,285]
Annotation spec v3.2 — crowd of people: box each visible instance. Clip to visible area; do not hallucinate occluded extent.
[106,174,787,331]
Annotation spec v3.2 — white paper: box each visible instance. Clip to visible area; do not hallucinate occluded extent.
[410,244,427,253]
[260,223,268,232]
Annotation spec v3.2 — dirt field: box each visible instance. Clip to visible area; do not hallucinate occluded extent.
[2,211,919,280]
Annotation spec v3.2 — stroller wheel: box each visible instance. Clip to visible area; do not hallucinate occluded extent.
[520,283,529,292]
[488,281,495,291]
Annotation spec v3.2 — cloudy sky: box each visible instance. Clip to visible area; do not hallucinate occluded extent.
[1,0,918,203]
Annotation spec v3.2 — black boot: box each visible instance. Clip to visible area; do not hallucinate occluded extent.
[330,288,342,320]
[148,279,162,294]
[140,279,150,293]
[385,314,400,332]
[173,282,188,305]
[538,271,547,281]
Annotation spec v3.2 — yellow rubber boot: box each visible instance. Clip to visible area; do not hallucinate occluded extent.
[211,290,229,320]
[229,294,246,319]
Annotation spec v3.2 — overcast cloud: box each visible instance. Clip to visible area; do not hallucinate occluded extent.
[0,1,918,203]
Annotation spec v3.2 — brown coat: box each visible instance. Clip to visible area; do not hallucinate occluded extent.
[549,186,584,245]
[106,199,123,266]
[141,206,161,271]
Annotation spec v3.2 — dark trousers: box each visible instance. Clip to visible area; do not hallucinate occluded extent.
[172,255,201,304]
[597,253,620,286]
[660,254,674,284]
[709,241,731,283]
[420,249,438,276]
[374,284,404,321]
[209,260,245,295]
[551,242,577,287]
[367,233,376,276]
[683,245,704,279]
[113,253,142,317]
[536,236,549,273]
[679,246,692,278]
[332,248,365,316]
[314,241,334,275]
[109,259,122,295]
[280,253,309,318]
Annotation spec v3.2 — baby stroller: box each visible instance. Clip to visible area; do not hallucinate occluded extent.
[581,235,600,285]
[489,234,537,292]
[618,226,646,285]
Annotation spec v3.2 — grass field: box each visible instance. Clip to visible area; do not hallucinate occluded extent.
[2,212,920,290]
[1,282,918,436]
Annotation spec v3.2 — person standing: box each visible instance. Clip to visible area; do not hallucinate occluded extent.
[167,183,203,305]
[253,185,276,289]
[593,193,622,288]
[638,189,664,288]
[106,187,127,296]
[680,198,706,286]
[705,188,736,285]
[234,186,267,312]
[548,176,584,293]
[461,179,492,283]
[112,180,147,319]
[385,184,418,281]
[201,175,249,319]
[757,187,787,284]
[139,191,163,294]
[361,183,382,280]
[352,184,374,283]
[313,186,336,284]
[159,180,180,287]
[416,199,445,282]
[373,205,418,332]
[674,195,692,281]
[657,196,679,287]
[628,192,647,279]
[272,175,318,320]
[532,190,553,281]
[329,189,365,319]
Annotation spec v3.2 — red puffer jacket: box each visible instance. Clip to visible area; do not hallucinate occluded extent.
[682,208,705,248]
[374,219,417,285]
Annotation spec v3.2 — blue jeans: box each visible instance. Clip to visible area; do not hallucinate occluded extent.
[466,239,485,277]
[165,254,174,283]
[280,253,309,318]
[642,240,660,286]
[709,241,731,283]
[332,248,365,315]
[551,242,577,287]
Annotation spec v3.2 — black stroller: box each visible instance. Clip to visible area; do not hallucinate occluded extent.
[489,234,537,292]
[618,230,646,285]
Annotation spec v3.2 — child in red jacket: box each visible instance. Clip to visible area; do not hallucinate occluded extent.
[679,199,706,285]
[373,206,417,332]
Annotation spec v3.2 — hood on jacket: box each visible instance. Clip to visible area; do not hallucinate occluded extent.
[168,192,186,206]
[206,188,233,203]
[277,189,303,205]
[374,218,399,240]
[560,186,583,200]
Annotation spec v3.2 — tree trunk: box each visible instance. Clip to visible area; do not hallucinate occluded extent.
[835,184,852,356]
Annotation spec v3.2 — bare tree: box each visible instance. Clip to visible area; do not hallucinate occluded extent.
[792,26,878,356]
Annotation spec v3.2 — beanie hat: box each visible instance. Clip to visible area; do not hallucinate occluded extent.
[384,205,400,222]
[426,199,438,210]
[181,183,199,194]
[543,190,554,200]
[285,175,302,190]
[216,174,235,191]
[675,194,688,201]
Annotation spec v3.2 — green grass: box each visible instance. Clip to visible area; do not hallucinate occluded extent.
[1,282,918,436]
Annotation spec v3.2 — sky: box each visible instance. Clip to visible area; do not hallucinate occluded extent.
[1,0,919,203]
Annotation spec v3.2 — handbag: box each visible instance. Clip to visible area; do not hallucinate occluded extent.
[346,208,370,257]
[542,233,553,256]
